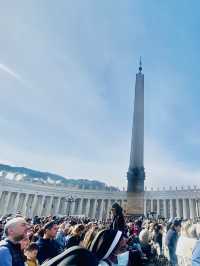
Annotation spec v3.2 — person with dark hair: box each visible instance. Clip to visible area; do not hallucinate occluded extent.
[110,203,126,234]
[41,246,98,266]
[165,219,181,266]
[0,217,28,266]
[152,223,163,255]
[24,242,39,266]
[36,221,61,264]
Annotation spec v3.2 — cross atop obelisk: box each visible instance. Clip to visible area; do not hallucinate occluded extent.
[127,58,145,216]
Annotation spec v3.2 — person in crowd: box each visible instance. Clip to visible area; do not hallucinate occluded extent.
[139,223,149,242]
[90,229,129,265]
[0,217,28,266]
[152,223,163,255]
[110,203,126,234]
[191,223,200,266]
[24,242,40,266]
[138,223,151,258]
[176,221,196,265]
[32,226,44,242]
[20,235,30,251]
[165,219,181,266]
[81,225,99,249]
[36,221,61,264]
[41,246,98,266]
[65,224,85,249]
[55,223,70,250]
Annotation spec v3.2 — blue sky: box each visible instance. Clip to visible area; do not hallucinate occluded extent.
[0,1,200,189]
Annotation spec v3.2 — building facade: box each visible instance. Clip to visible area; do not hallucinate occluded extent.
[0,177,199,220]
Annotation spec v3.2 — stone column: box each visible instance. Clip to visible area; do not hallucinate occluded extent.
[39,196,45,217]
[31,194,38,217]
[92,199,97,219]
[106,200,111,220]
[143,199,146,216]
[55,197,61,215]
[164,199,167,218]
[170,199,173,218]
[71,199,76,215]
[189,199,195,219]
[3,191,12,215]
[150,199,153,212]
[22,194,29,216]
[47,196,54,215]
[183,199,187,219]
[85,199,90,217]
[78,198,83,215]
[99,200,104,220]
[195,200,199,217]
[157,199,160,216]
[13,192,20,214]
[176,199,181,217]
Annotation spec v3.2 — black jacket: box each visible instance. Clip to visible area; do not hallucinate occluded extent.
[110,215,126,233]
[36,238,61,264]
[66,235,82,249]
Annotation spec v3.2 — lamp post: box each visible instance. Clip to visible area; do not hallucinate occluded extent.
[66,196,75,216]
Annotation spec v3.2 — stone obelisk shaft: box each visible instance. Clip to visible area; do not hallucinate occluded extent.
[127,61,145,216]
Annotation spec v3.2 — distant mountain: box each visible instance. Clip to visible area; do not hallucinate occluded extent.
[0,164,119,191]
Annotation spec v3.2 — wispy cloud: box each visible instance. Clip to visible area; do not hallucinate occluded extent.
[0,63,24,83]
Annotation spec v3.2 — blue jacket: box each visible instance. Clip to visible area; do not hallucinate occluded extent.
[165,228,178,250]
[192,239,200,266]
[165,228,178,265]
[55,231,66,250]
[0,239,25,266]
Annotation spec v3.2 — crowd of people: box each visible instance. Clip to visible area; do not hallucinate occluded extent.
[0,203,200,265]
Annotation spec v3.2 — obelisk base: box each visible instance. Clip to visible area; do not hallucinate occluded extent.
[127,191,144,217]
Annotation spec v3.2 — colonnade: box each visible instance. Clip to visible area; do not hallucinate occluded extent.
[144,187,200,219]
[0,189,127,220]
[144,198,200,219]
[1,178,200,220]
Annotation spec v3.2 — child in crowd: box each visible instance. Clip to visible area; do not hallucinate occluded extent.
[24,242,40,266]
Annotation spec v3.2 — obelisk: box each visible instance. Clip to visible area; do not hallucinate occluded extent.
[127,58,145,216]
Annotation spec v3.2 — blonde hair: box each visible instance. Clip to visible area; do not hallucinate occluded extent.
[181,221,191,237]
[71,224,85,236]
[82,227,99,249]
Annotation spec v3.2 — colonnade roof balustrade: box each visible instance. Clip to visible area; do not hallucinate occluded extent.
[145,186,200,199]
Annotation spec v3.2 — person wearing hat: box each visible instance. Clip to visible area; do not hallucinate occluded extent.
[36,221,62,264]
[110,203,126,234]
[0,217,28,266]
[41,246,98,266]
[90,229,128,265]
[165,219,181,266]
